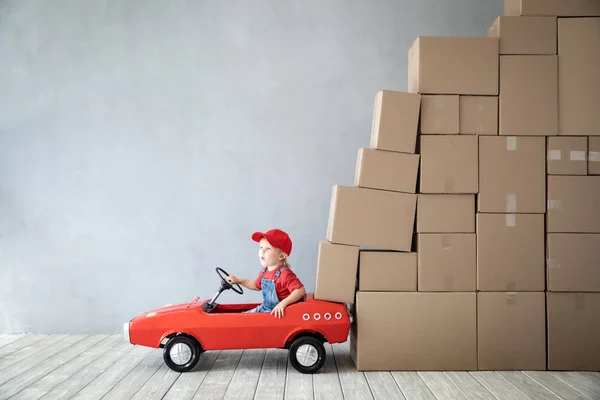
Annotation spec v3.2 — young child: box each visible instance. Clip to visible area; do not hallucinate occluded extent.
[228,228,305,318]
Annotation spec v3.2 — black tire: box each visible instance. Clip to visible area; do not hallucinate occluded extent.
[163,335,201,372]
[289,336,326,374]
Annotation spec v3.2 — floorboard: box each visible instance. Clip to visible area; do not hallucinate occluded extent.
[312,343,343,400]
[524,371,591,400]
[332,342,373,400]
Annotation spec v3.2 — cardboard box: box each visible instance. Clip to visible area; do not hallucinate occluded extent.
[499,55,558,136]
[487,16,557,55]
[459,96,498,135]
[477,213,545,291]
[590,136,600,174]
[420,136,478,194]
[547,137,588,175]
[547,176,600,233]
[314,241,359,304]
[417,194,475,233]
[478,292,546,371]
[371,90,421,153]
[326,185,416,251]
[417,234,476,292]
[358,251,417,291]
[505,0,600,17]
[478,136,546,213]
[354,148,419,194]
[559,18,600,136]
[408,36,499,95]
[420,95,459,134]
[350,292,477,371]
[547,234,600,292]
[547,293,600,371]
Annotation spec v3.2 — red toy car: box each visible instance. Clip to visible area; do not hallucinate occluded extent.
[124,267,352,374]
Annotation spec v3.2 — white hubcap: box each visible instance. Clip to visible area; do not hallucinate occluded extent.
[170,343,192,365]
[296,344,319,367]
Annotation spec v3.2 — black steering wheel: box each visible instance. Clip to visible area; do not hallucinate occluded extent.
[216,267,244,295]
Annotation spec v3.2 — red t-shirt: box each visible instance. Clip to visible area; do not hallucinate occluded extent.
[254,265,304,301]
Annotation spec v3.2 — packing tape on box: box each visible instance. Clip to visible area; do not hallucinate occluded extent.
[590,151,600,162]
[505,214,516,227]
[444,274,454,291]
[505,292,517,305]
[575,293,586,311]
[570,151,586,161]
[444,176,455,193]
[506,194,517,213]
[547,200,563,210]
[547,258,561,269]
[548,149,562,160]
[506,136,517,151]
[506,281,516,292]
[441,235,451,250]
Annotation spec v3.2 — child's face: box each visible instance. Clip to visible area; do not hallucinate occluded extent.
[258,238,284,267]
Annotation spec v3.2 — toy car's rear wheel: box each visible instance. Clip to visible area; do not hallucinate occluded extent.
[289,336,326,374]
[163,335,201,372]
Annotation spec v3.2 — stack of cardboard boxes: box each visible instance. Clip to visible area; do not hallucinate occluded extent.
[314,0,600,372]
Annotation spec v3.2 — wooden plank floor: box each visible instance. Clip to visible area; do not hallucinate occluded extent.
[1,334,599,400]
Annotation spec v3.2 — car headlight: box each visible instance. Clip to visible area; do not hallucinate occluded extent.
[123,322,130,343]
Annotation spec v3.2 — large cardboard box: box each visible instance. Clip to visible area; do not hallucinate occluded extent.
[559,18,600,136]
[408,36,499,95]
[547,234,600,292]
[499,55,558,136]
[326,185,417,251]
[547,176,600,233]
[547,137,588,175]
[459,96,498,135]
[487,16,557,55]
[478,136,546,213]
[478,292,546,371]
[314,241,359,304]
[417,234,476,292]
[371,90,421,153]
[505,0,600,17]
[590,136,600,174]
[477,213,545,291]
[350,292,477,371]
[358,251,417,291]
[547,293,600,371]
[420,136,478,194]
[420,95,459,134]
[417,194,475,233]
[355,148,420,193]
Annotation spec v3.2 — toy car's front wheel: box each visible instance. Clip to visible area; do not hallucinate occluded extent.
[163,335,201,372]
[289,336,326,374]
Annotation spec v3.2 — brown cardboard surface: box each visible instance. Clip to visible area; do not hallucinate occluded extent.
[408,36,499,95]
[547,292,600,371]
[547,176,600,233]
[505,0,600,17]
[358,251,417,291]
[547,137,588,175]
[420,135,478,194]
[355,148,420,193]
[314,241,359,304]
[477,213,545,291]
[417,234,476,292]
[590,137,600,174]
[417,194,475,233]
[559,18,600,136]
[371,90,421,153]
[326,185,416,251]
[499,55,558,136]
[547,234,600,292]
[459,96,498,135]
[477,292,546,371]
[420,95,459,134]
[487,16,557,54]
[478,136,546,213]
[350,292,477,371]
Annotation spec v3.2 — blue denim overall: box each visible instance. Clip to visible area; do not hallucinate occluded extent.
[247,266,288,313]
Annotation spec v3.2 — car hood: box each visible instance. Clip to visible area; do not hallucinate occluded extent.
[133,298,203,320]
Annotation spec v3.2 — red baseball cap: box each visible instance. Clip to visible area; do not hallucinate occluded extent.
[252,229,292,256]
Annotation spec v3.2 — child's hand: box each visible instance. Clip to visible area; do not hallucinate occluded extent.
[227,275,240,285]
[271,302,286,318]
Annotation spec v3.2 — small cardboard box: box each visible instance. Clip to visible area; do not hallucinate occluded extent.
[487,16,557,54]
[547,137,588,175]
[351,292,477,371]
[314,241,359,304]
[590,136,600,174]
[420,135,478,194]
[459,96,499,135]
[547,176,600,233]
[417,234,476,292]
[371,90,421,153]
[420,95,459,134]
[547,234,600,292]
[547,293,600,371]
[477,213,545,291]
[355,148,420,193]
[505,0,600,17]
[358,251,417,291]
[417,194,475,233]
[408,36,499,95]
[478,292,546,371]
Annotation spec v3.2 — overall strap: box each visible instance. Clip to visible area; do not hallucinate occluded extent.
[274,265,288,279]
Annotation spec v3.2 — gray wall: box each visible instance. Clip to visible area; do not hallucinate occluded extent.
[0,0,502,334]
